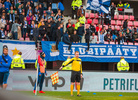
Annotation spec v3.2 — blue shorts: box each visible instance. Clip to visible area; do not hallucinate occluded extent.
[0,72,9,85]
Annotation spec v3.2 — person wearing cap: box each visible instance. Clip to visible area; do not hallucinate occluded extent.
[33,52,47,94]
[77,5,85,18]
[11,52,25,69]
[117,57,130,72]
[0,45,12,89]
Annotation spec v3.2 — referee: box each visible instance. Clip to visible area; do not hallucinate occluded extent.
[60,51,82,96]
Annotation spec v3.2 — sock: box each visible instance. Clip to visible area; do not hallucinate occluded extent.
[77,85,80,95]
[70,84,74,95]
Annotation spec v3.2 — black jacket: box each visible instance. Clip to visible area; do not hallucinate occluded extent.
[71,34,80,42]
[39,25,46,36]
[77,26,84,36]
[56,29,61,40]
[123,20,128,29]
[85,29,91,39]
[89,25,95,33]
[33,28,39,37]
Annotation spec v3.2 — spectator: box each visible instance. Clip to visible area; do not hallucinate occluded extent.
[132,26,137,34]
[17,5,22,15]
[75,19,80,30]
[56,26,61,50]
[71,30,80,43]
[123,19,128,31]
[118,32,126,44]
[85,25,91,51]
[46,7,53,17]
[38,4,43,16]
[15,0,21,9]
[98,29,107,44]
[26,12,33,26]
[63,31,72,50]
[29,21,35,40]
[67,23,75,37]
[90,32,97,44]
[23,17,27,40]
[4,0,11,12]
[45,19,52,38]
[9,10,15,23]
[33,24,39,48]
[60,23,64,39]
[11,20,22,40]
[34,5,39,14]
[47,0,52,9]
[110,2,116,19]
[55,11,64,20]
[112,27,119,42]
[0,28,5,39]
[0,0,2,9]
[77,24,84,43]
[117,1,124,7]
[71,0,82,19]
[56,17,62,29]
[58,1,64,13]
[107,25,112,35]
[125,28,132,43]
[0,15,6,28]
[39,21,46,38]
[8,6,15,14]
[104,13,111,25]
[43,34,49,41]
[77,5,85,18]
[96,23,102,34]
[66,19,71,28]
[42,12,48,22]
[89,22,96,33]
[0,4,6,14]
[133,31,138,43]
[124,2,130,9]
[104,32,111,42]
[79,14,85,25]
[27,6,33,16]
[51,20,56,41]
[30,0,34,8]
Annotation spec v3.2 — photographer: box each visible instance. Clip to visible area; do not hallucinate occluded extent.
[0,45,12,89]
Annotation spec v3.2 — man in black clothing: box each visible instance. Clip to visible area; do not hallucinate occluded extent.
[63,31,72,50]
[85,25,91,52]
[47,0,52,9]
[71,31,80,43]
[89,23,95,33]
[33,24,39,48]
[39,22,46,38]
[56,26,61,50]
[77,24,84,43]
[110,2,116,19]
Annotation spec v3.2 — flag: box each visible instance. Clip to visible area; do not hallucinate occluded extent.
[0,40,36,63]
[51,71,59,85]
[86,0,111,14]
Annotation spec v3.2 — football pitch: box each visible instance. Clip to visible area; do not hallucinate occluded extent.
[21,91,138,100]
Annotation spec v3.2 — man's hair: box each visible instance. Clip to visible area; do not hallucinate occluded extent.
[18,52,22,55]
[75,51,79,54]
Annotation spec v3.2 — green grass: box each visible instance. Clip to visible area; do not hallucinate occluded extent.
[21,91,138,100]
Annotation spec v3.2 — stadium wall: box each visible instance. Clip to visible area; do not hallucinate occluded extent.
[7,70,138,92]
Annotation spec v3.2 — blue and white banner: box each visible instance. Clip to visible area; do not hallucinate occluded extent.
[42,41,138,63]
[0,40,36,63]
[86,0,111,14]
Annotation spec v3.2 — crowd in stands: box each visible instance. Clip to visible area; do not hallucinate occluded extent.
[85,0,138,51]
[0,0,138,52]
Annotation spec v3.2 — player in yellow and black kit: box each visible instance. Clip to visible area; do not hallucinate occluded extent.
[59,51,82,96]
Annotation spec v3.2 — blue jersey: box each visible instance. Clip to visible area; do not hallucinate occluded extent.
[0,54,12,72]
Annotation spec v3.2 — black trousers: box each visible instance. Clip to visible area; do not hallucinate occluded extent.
[72,7,78,19]
[85,39,90,50]
[56,39,61,50]
[64,41,72,50]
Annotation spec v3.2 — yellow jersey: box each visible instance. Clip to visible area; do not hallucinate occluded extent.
[62,57,82,73]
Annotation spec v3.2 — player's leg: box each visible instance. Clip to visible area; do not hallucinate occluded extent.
[39,73,45,93]
[76,72,81,96]
[33,75,40,93]
[70,71,76,96]
[3,72,9,89]
[0,72,4,88]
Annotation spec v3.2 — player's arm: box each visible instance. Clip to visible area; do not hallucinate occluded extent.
[60,58,74,70]
[80,61,83,78]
